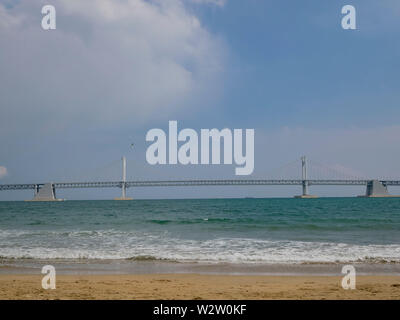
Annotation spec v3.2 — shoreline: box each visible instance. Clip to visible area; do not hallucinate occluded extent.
[0,274,399,299]
[1,259,400,276]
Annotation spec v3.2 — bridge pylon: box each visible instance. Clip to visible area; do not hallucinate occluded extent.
[294,156,318,199]
[114,156,133,200]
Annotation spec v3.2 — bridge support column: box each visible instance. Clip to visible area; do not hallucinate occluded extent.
[27,183,64,201]
[302,180,309,196]
[295,156,317,198]
[360,180,391,197]
[34,184,40,196]
[122,182,127,199]
[115,156,133,200]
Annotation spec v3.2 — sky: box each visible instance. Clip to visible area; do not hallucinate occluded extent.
[1,0,400,200]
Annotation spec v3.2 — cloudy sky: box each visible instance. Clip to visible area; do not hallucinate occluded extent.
[1,0,400,200]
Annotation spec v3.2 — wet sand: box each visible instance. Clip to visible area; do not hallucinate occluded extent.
[1,274,400,300]
[2,259,399,275]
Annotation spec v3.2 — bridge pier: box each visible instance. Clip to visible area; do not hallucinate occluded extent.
[34,184,40,196]
[27,183,64,201]
[302,180,309,196]
[294,180,317,198]
[114,156,133,200]
[359,180,394,197]
[294,156,317,198]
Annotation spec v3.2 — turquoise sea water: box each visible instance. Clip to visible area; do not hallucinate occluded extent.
[0,198,399,264]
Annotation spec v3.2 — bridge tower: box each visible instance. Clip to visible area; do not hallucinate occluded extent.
[114,156,133,200]
[301,156,308,195]
[295,156,317,198]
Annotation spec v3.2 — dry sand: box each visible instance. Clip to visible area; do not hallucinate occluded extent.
[0,274,400,300]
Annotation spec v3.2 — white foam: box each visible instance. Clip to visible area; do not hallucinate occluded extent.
[0,229,399,263]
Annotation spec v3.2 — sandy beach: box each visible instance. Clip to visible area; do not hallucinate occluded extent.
[1,274,399,300]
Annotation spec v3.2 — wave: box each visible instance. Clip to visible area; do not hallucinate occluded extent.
[125,255,179,262]
[145,217,253,225]
[141,219,400,231]
[0,230,399,264]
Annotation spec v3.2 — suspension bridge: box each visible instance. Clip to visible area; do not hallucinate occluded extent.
[0,156,399,200]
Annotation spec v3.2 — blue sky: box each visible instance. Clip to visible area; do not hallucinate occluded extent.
[194,0,400,128]
[1,0,400,200]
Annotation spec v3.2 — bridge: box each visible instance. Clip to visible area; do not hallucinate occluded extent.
[0,157,399,200]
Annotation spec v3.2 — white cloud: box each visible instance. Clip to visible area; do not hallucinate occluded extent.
[0,0,227,134]
[189,0,226,7]
[0,166,7,179]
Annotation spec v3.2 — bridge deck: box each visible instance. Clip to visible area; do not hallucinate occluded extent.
[1,179,400,191]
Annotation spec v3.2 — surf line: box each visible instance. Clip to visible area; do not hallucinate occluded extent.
[146,121,254,175]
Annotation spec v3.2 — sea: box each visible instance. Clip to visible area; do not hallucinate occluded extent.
[0,198,399,275]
